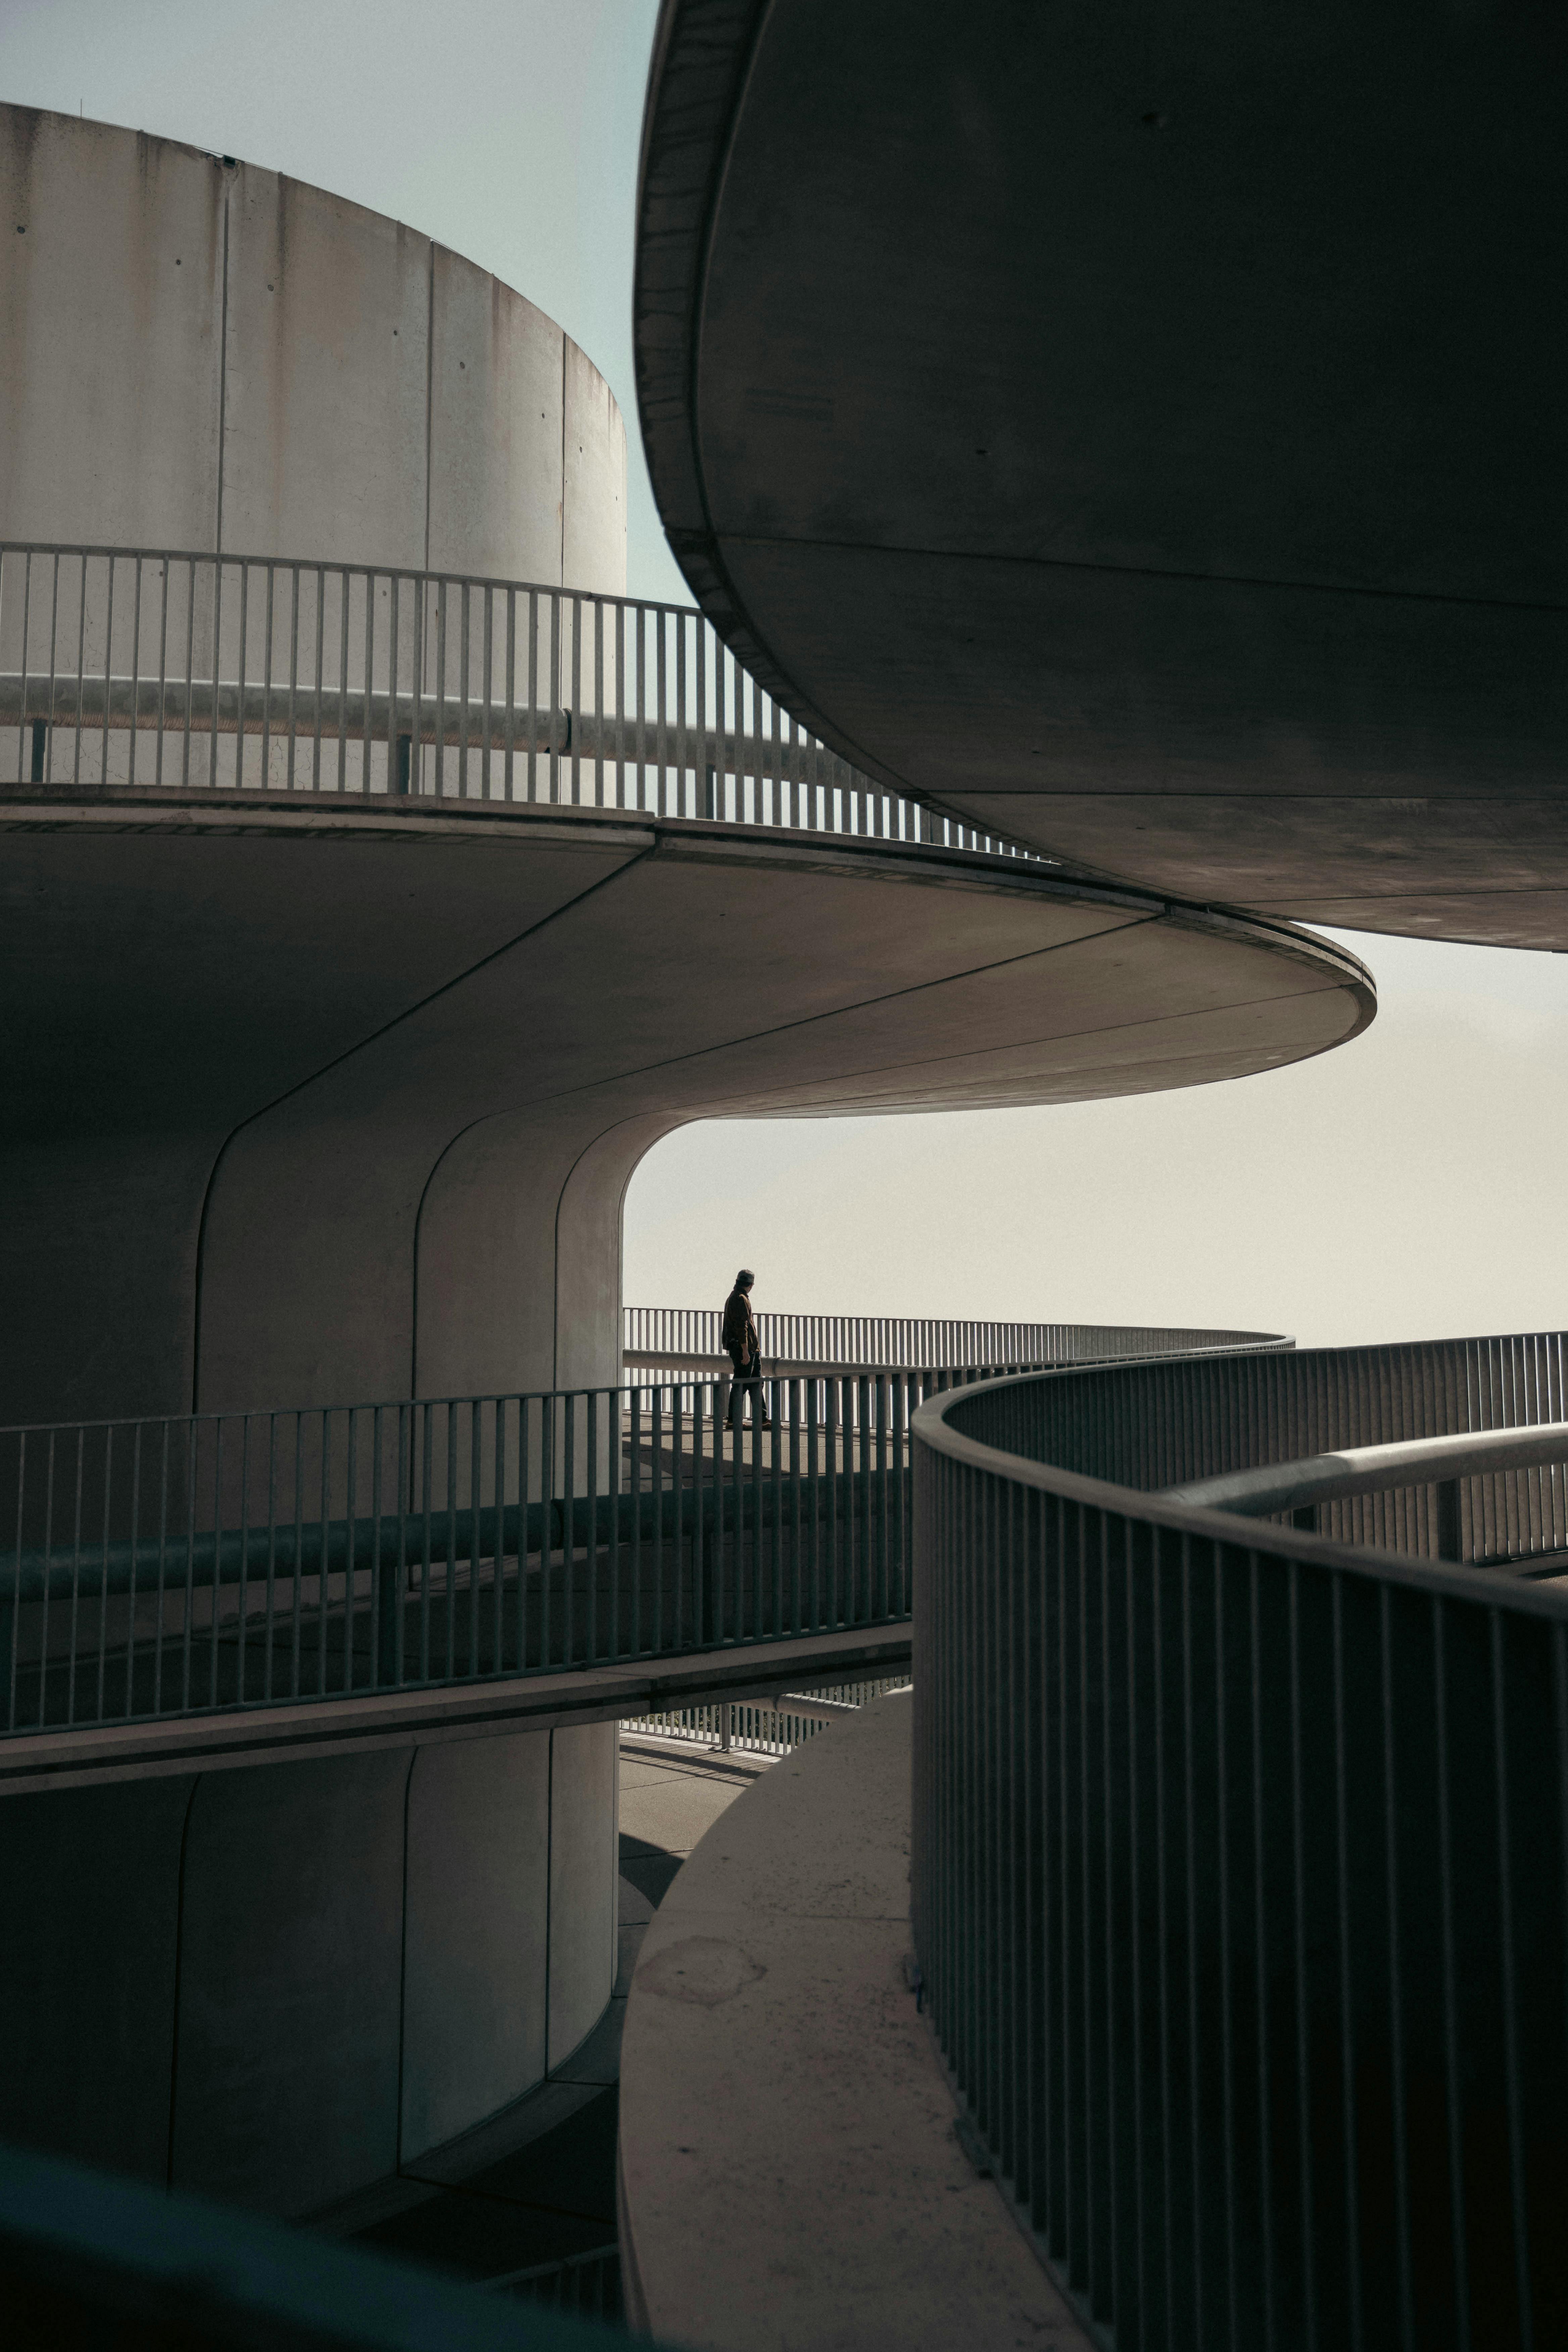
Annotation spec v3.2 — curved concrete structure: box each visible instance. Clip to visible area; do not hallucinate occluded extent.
[0,1718,616,2216]
[0,792,1371,1429]
[636,0,1566,948]
[0,105,641,2225]
[0,95,1378,2238]
[0,104,624,586]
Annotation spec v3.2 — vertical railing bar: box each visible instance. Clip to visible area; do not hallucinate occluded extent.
[207,555,223,787]
[344,1408,359,1694]
[151,1420,171,1719]
[207,1419,224,1711]
[71,549,86,786]
[363,568,376,799]
[259,560,275,786]
[482,582,495,799]
[458,581,471,801]
[311,561,325,789]
[290,1413,306,1700]
[503,584,517,800]
[285,562,299,788]
[99,553,114,783]
[263,1414,279,1703]
[45,553,60,788]
[234,1414,252,1710]
[339,567,351,793]
[235,560,249,791]
[570,592,583,804]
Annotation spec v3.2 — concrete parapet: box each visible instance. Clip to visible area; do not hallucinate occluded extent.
[0,102,625,590]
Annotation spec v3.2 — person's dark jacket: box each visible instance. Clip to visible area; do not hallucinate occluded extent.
[722,1287,760,1367]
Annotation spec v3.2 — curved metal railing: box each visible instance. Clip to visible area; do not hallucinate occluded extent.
[623,1306,1285,1378]
[0,2136,635,2349]
[1167,1421,1568,1574]
[0,541,1036,858]
[0,1325,1285,1744]
[911,1335,1568,2352]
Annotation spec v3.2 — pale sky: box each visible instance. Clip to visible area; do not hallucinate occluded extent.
[3,0,1561,1353]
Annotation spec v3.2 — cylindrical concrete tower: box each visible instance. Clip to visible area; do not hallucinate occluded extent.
[0,105,631,2220]
[0,104,627,1431]
[0,105,625,590]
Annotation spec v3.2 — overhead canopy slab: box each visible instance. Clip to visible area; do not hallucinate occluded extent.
[636,0,1566,948]
[0,793,1370,1419]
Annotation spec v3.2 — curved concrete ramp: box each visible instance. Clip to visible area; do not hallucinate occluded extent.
[636,0,1566,948]
[0,791,1371,1423]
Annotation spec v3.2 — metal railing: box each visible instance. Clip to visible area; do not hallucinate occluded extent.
[623,1307,1282,1376]
[485,2243,623,2325]
[910,1333,1568,2352]
[952,1327,1568,1572]
[1167,1420,1568,1574]
[626,1674,912,1758]
[0,540,1030,857]
[0,1331,1287,1742]
[0,2136,632,2348]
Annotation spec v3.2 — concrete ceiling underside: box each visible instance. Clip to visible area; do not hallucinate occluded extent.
[635,0,1566,949]
[0,793,1372,1147]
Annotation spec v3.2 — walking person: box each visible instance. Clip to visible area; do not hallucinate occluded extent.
[722,1268,771,1430]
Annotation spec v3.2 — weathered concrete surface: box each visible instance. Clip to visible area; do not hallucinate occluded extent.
[0,792,1372,1425]
[619,1689,1090,2351]
[0,101,623,588]
[636,0,1566,948]
[0,1717,617,2216]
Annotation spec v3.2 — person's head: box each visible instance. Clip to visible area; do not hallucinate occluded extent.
[736,1269,754,1292]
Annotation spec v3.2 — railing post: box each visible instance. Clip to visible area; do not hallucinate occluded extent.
[1435,1476,1462,1561]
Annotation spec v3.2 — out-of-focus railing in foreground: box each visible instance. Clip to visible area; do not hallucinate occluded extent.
[0,2136,632,2350]
[0,541,1030,857]
[912,1330,1568,2352]
[0,1330,1289,1743]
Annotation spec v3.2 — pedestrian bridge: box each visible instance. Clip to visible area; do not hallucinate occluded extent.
[0,1316,1284,1780]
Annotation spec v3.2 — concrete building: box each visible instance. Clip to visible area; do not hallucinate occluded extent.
[0,96,1373,2247]
[2,8,1563,2342]
[617,9,1568,2351]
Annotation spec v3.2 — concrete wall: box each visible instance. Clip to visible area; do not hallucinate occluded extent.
[0,103,635,1430]
[0,103,625,587]
[0,1722,619,2216]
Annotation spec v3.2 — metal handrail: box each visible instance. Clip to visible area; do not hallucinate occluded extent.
[1164,1419,1568,1521]
[0,539,1036,859]
[909,1342,1568,2352]
[0,1332,1259,1743]
[623,1305,1289,1374]
[0,2136,633,2348]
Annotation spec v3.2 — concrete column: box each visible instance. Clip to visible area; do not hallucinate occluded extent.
[0,1719,620,2218]
[0,1774,192,2182]
[168,1751,409,2214]
[414,1110,678,1401]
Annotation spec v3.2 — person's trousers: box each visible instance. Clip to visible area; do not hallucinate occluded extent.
[725,1357,770,1425]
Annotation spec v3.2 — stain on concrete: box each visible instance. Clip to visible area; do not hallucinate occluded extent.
[636,1935,766,2008]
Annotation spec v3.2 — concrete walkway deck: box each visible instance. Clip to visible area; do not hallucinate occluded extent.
[619,1692,1092,2352]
